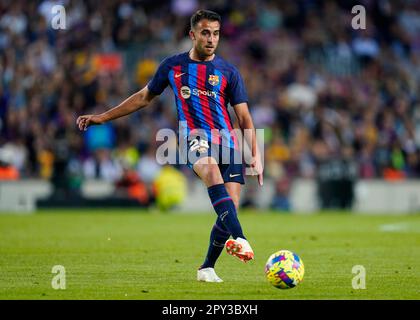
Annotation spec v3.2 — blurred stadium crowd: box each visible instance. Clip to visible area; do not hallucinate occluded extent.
[0,0,419,208]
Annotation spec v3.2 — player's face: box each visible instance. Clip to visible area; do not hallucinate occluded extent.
[190,19,220,57]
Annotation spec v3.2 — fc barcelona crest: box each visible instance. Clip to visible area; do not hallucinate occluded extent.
[208,75,219,86]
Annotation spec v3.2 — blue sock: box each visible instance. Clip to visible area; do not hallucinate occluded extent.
[207,184,245,240]
[201,219,230,269]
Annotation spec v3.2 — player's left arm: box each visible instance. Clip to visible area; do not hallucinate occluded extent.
[233,103,263,186]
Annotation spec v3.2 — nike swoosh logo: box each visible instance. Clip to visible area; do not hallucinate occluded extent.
[229,174,241,178]
[174,73,185,78]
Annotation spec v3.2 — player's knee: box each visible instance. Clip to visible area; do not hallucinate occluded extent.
[207,166,223,185]
[194,157,224,186]
[195,163,223,186]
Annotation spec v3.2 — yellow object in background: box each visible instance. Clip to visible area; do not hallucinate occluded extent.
[154,166,187,211]
[38,149,54,179]
[136,59,158,87]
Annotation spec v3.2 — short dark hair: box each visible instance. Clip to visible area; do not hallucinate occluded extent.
[190,10,221,29]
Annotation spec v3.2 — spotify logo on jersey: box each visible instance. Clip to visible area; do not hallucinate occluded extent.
[180,86,191,99]
[180,86,218,100]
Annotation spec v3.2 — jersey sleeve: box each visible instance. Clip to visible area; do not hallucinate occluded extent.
[228,67,248,106]
[147,58,171,95]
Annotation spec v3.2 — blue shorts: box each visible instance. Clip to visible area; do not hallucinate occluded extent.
[179,137,245,184]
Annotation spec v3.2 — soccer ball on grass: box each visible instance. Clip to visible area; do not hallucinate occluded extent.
[265,250,304,289]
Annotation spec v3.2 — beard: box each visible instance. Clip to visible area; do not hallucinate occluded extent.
[198,44,216,57]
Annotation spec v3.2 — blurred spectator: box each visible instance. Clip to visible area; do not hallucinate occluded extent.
[0,147,19,180]
[315,141,358,210]
[115,164,150,205]
[171,0,198,17]
[83,148,122,182]
[137,145,162,184]
[270,177,291,212]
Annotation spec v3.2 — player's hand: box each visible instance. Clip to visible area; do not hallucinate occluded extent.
[76,114,103,131]
[250,153,264,187]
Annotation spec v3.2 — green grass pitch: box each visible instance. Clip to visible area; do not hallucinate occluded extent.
[0,209,419,300]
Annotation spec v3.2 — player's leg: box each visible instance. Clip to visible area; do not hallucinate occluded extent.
[195,156,252,281]
[194,156,230,282]
[224,182,241,211]
[183,138,233,280]
[223,182,254,262]
[196,153,253,260]
[218,147,254,262]
[197,217,229,282]
[193,156,246,240]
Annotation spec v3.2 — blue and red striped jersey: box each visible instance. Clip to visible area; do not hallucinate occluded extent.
[147,52,248,149]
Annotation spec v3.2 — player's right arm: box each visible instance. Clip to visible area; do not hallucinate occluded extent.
[76,86,156,131]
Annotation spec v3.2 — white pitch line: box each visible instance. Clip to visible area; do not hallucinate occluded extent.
[379,222,410,232]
